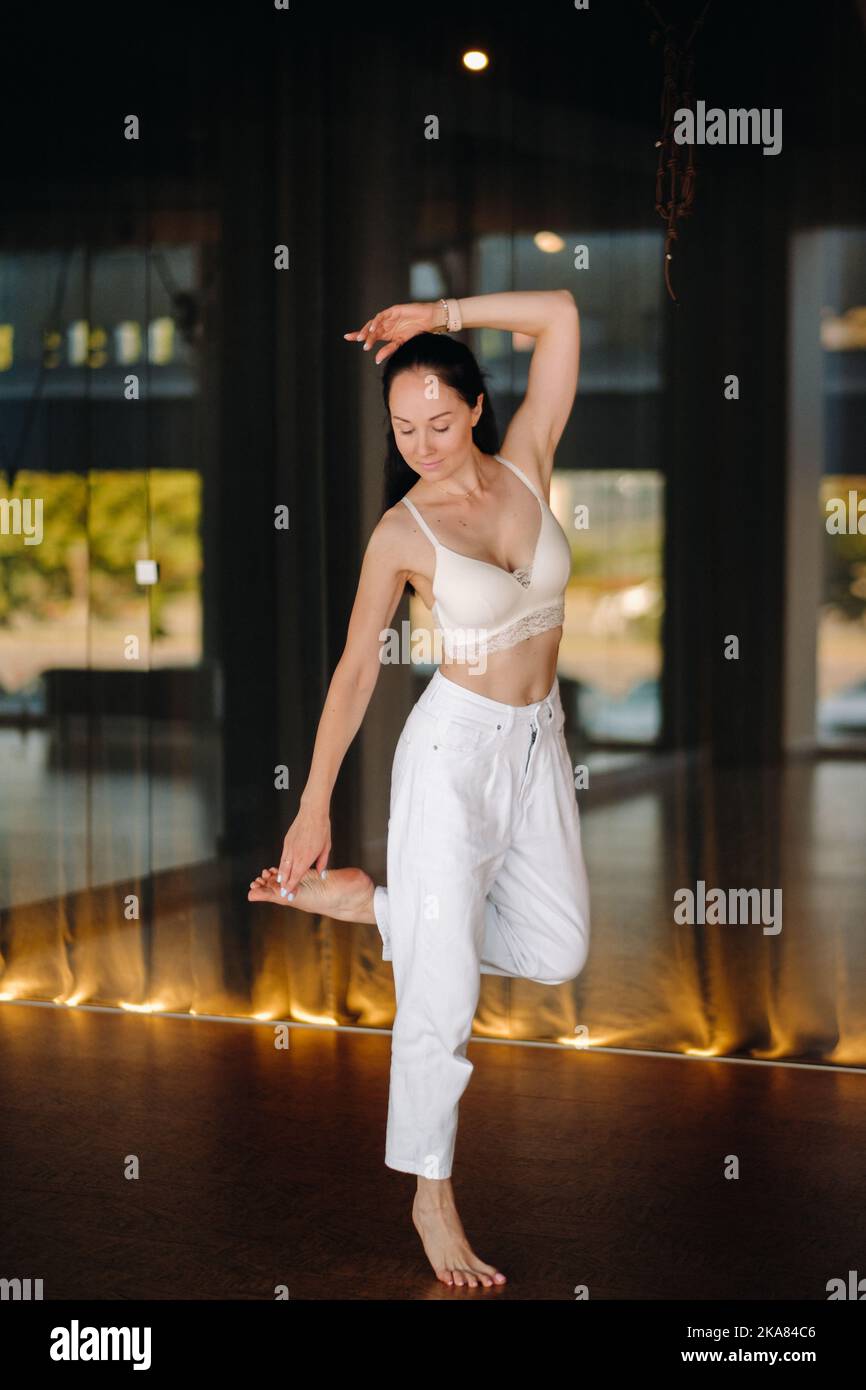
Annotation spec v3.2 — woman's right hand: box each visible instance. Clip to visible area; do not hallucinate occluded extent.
[277,802,331,897]
[343,301,439,364]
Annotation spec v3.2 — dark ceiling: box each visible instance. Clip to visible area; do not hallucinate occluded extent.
[2,0,863,185]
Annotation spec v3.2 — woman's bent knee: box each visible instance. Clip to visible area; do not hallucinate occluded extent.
[543,918,590,985]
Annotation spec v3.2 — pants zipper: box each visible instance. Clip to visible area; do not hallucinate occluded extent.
[520,722,539,791]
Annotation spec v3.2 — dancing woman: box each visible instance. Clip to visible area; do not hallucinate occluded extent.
[249,290,591,1288]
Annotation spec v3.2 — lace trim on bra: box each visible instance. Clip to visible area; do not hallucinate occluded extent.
[441,598,564,662]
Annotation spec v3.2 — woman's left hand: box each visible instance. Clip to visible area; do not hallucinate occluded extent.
[343,301,439,364]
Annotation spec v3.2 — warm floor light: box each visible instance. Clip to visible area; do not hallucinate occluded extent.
[291,1007,340,1027]
[534,230,565,254]
[462,49,489,72]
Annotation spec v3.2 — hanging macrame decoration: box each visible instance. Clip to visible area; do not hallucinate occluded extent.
[644,0,714,303]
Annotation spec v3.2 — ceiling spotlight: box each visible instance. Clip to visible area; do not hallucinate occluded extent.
[534,231,565,254]
[462,50,489,72]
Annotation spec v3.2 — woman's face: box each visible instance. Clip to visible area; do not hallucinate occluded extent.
[388,368,483,482]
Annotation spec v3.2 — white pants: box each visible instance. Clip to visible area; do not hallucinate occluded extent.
[373,667,591,1179]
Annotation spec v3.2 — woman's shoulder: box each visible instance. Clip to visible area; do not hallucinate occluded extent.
[494,442,548,495]
[380,480,434,522]
[379,490,419,524]
[368,495,419,553]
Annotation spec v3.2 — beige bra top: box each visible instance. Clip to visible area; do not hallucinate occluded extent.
[401,454,572,660]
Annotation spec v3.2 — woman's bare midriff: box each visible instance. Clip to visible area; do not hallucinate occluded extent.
[437,625,562,706]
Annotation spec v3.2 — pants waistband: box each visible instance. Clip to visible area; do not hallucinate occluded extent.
[418,667,560,730]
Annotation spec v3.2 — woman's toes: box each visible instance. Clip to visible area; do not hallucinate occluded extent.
[248,871,281,901]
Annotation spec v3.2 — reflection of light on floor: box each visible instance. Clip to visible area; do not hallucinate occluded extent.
[57,999,342,1026]
[291,1008,339,1027]
[476,1022,513,1040]
[55,996,178,1012]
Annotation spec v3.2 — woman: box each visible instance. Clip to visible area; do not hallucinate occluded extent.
[248,290,591,1289]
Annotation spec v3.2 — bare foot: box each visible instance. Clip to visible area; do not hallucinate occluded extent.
[247,865,376,924]
[412,1178,507,1289]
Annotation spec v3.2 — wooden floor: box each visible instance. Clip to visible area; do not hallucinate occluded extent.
[2,1001,864,1300]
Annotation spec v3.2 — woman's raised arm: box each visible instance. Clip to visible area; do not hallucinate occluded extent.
[350,289,580,497]
[458,289,580,496]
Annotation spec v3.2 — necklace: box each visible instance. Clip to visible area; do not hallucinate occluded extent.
[430,461,484,502]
